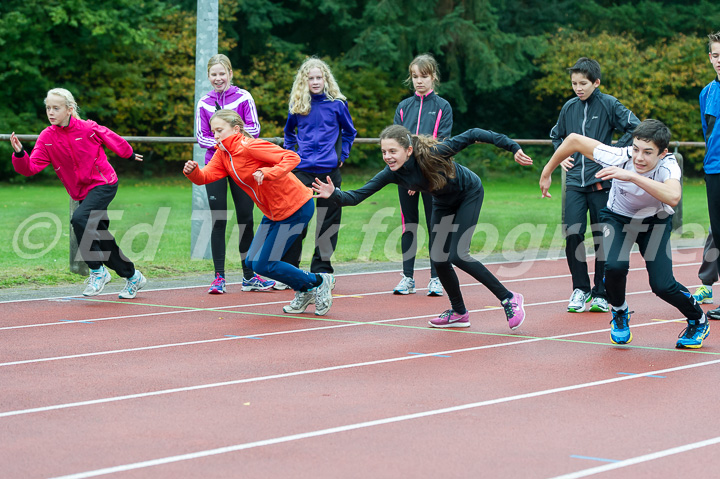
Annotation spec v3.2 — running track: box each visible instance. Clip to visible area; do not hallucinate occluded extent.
[2,248,719,478]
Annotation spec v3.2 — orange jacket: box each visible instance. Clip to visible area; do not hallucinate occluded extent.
[185,134,312,221]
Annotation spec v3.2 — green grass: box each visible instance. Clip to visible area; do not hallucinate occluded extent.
[0,170,711,288]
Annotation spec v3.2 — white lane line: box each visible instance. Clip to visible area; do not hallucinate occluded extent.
[549,435,720,478]
[0,287,684,368]
[48,358,720,479]
[0,263,692,332]
[0,319,702,419]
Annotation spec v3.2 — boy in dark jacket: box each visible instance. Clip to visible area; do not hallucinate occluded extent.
[550,57,640,314]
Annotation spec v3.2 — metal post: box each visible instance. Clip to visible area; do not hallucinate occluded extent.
[190,0,218,259]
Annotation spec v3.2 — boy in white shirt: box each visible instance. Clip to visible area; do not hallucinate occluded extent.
[540,119,709,349]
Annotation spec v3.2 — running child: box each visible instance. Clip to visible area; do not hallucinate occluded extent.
[195,53,275,294]
[312,124,532,329]
[10,88,146,299]
[540,119,709,349]
[393,53,454,296]
[282,57,357,277]
[184,109,334,316]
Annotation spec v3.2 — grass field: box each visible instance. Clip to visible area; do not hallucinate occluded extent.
[0,169,711,288]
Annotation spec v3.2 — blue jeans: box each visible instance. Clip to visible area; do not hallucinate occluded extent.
[246,199,318,291]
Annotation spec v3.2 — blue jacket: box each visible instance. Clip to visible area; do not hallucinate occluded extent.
[283,93,357,174]
[701,78,720,174]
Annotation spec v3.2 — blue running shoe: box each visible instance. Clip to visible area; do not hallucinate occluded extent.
[676,317,710,349]
[610,308,633,344]
[242,274,276,292]
[692,285,713,304]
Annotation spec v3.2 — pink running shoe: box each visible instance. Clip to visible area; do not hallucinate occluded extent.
[208,273,226,294]
[428,309,470,328]
[502,292,525,329]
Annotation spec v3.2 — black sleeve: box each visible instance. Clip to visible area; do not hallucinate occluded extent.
[329,167,396,206]
[434,128,521,158]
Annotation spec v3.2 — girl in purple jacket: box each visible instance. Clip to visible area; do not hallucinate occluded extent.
[195,54,275,294]
[10,88,146,299]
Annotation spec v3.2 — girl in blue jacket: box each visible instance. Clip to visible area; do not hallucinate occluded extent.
[283,58,357,277]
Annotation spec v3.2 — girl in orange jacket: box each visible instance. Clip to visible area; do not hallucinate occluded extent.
[183,109,333,316]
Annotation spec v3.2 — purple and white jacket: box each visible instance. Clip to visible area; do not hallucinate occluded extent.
[195,85,261,164]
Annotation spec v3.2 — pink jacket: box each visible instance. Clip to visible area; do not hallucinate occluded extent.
[12,116,134,201]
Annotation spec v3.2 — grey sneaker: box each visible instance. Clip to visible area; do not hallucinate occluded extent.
[567,288,591,313]
[393,275,415,295]
[83,267,111,296]
[118,271,146,299]
[589,296,609,312]
[427,277,443,296]
[283,290,315,314]
[314,273,334,316]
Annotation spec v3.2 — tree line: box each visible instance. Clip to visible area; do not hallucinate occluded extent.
[1,0,718,181]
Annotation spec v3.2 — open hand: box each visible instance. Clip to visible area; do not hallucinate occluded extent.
[560,156,574,172]
[10,132,23,153]
[312,176,335,198]
[514,149,533,166]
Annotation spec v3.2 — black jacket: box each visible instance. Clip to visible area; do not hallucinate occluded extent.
[329,128,520,208]
[550,89,639,189]
[394,91,453,139]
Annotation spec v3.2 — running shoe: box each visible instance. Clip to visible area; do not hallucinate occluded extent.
[610,308,633,344]
[567,288,591,312]
[502,291,525,330]
[692,285,713,304]
[208,273,226,294]
[242,274,275,292]
[589,296,609,313]
[273,281,290,290]
[314,273,334,316]
[393,275,415,295]
[283,290,314,314]
[118,270,146,299]
[708,307,720,320]
[83,267,111,296]
[427,277,444,296]
[676,317,710,349]
[428,309,470,328]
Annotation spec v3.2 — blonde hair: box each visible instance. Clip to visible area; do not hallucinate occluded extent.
[207,54,233,85]
[45,88,81,119]
[288,57,346,115]
[210,109,250,137]
[404,54,440,90]
[379,124,455,191]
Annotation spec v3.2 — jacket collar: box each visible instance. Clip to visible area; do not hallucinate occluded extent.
[414,90,436,100]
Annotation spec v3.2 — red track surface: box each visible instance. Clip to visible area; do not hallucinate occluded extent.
[2,248,720,478]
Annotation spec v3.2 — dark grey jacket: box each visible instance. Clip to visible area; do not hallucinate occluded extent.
[550,89,639,189]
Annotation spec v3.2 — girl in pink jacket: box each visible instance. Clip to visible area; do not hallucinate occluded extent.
[10,88,146,299]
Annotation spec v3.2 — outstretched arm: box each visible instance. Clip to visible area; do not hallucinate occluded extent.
[539,133,601,198]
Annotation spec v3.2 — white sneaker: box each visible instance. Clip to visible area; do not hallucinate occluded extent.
[273,281,290,291]
[314,273,334,316]
[393,275,415,295]
[427,277,443,296]
[83,267,111,296]
[118,271,147,299]
[283,290,315,313]
[567,288,591,312]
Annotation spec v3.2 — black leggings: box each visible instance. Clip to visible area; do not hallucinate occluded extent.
[205,177,255,279]
[71,182,135,278]
[429,187,511,314]
[397,186,437,278]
